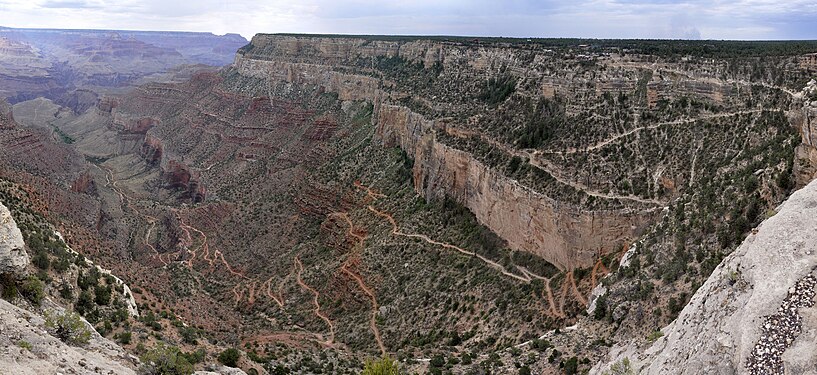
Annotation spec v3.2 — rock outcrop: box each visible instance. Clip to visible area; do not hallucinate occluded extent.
[794,80,817,187]
[593,178,817,374]
[0,298,137,375]
[0,202,28,277]
[234,35,658,270]
[375,104,651,269]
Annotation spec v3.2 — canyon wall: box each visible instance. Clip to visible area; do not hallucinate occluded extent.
[794,81,817,187]
[234,35,654,270]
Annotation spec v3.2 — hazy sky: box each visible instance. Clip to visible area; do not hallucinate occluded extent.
[0,0,815,41]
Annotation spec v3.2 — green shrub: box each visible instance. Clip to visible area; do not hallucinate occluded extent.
[178,326,198,345]
[1,273,18,300]
[218,348,240,367]
[44,310,91,345]
[362,356,400,375]
[32,252,50,270]
[479,74,517,105]
[20,275,45,305]
[59,283,73,299]
[179,348,205,365]
[94,285,111,306]
[17,340,32,351]
[563,356,579,375]
[116,330,132,345]
[75,290,94,315]
[603,357,634,375]
[646,330,664,343]
[139,343,193,375]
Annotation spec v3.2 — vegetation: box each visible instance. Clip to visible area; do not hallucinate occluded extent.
[603,357,634,375]
[44,310,91,345]
[362,356,400,375]
[52,125,75,144]
[479,74,517,105]
[20,275,45,306]
[17,340,32,351]
[139,343,194,375]
[218,348,240,367]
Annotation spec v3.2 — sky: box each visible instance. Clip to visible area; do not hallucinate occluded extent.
[0,0,815,41]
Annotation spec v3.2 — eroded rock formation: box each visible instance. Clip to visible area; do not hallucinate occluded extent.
[593,178,817,374]
[0,202,28,277]
[233,35,660,269]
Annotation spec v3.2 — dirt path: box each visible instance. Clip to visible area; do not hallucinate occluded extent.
[262,274,287,308]
[516,266,563,317]
[541,109,763,156]
[341,264,386,355]
[567,271,588,307]
[329,212,367,243]
[444,125,666,206]
[330,205,387,355]
[558,276,569,313]
[354,180,387,201]
[367,205,532,283]
[294,257,336,345]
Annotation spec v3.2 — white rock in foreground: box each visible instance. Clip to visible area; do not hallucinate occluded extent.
[0,298,137,374]
[593,178,817,374]
[0,202,28,276]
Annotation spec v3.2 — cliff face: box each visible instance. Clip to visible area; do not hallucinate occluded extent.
[375,104,650,269]
[794,80,817,187]
[593,178,817,374]
[234,35,658,269]
[0,202,28,277]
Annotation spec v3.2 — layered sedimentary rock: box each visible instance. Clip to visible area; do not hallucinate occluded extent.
[0,27,248,105]
[233,35,653,270]
[375,104,650,269]
[593,178,817,374]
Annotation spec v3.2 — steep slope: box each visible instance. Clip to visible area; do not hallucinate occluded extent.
[6,33,817,373]
[594,178,817,374]
[0,202,28,276]
[0,298,138,375]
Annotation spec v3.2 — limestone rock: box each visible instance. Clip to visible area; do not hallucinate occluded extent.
[195,366,248,375]
[593,178,817,374]
[0,298,137,374]
[0,202,28,277]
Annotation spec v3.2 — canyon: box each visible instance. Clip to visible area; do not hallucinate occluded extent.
[0,31,816,374]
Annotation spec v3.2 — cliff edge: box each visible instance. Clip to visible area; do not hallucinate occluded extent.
[0,202,28,277]
[593,178,817,374]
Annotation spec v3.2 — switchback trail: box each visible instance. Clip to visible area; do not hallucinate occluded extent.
[341,264,386,355]
[330,203,386,355]
[539,109,764,155]
[366,205,532,283]
[444,125,666,206]
[294,256,336,345]
[589,257,610,289]
[567,271,588,307]
[517,266,563,317]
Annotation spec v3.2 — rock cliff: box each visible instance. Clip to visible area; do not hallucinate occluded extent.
[234,34,660,269]
[0,299,138,375]
[593,178,817,374]
[0,202,28,277]
[794,80,817,187]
